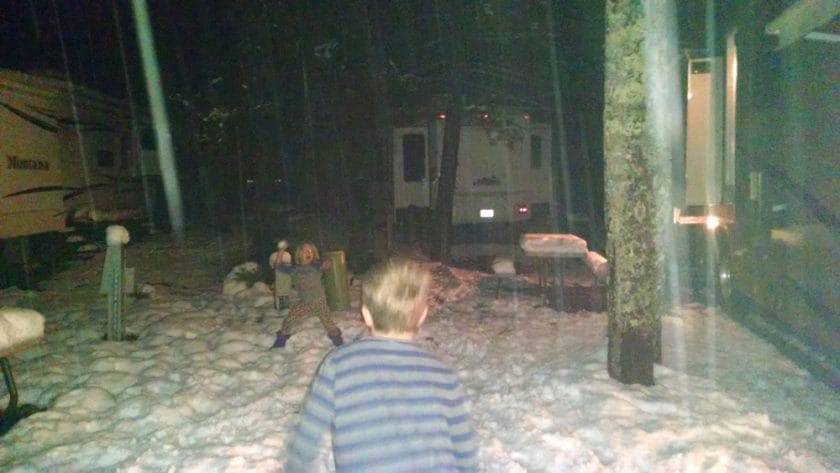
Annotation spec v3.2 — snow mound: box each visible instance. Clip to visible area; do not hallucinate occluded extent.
[0,307,45,355]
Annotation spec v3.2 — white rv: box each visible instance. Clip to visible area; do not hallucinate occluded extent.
[0,69,149,241]
[393,111,553,234]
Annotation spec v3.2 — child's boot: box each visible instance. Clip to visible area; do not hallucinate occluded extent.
[327,329,343,347]
[271,332,289,349]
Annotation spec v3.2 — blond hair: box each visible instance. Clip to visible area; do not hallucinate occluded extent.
[294,242,320,265]
[362,258,431,333]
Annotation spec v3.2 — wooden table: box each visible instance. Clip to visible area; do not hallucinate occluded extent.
[520,233,588,310]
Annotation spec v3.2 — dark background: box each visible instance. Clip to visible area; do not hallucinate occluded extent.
[1,1,733,258]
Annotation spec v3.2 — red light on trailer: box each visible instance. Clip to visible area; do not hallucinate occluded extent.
[517,205,529,215]
[438,113,446,120]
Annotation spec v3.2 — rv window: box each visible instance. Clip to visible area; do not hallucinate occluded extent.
[403,134,426,182]
[97,150,115,167]
[530,135,542,169]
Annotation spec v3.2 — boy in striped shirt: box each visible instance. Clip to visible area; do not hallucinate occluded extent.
[285,258,478,472]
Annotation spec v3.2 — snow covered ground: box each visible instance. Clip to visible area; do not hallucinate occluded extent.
[1,232,837,472]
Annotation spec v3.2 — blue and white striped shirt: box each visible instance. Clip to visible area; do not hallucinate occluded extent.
[285,336,478,472]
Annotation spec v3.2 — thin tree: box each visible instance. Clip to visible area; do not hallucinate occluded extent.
[361,0,395,257]
[429,0,466,263]
[545,0,572,233]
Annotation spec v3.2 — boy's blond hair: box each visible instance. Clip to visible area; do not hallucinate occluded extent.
[294,242,320,265]
[362,258,431,334]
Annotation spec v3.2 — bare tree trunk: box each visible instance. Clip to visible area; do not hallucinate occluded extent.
[603,0,662,386]
[545,0,572,233]
[300,54,325,246]
[429,0,466,263]
[431,99,462,262]
[362,0,394,257]
[235,124,249,261]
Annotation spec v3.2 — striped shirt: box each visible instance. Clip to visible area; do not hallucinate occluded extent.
[285,336,478,472]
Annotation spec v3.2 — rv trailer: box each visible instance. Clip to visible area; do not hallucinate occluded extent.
[675,1,838,384]
[393,110,553,254]
[0,69,152,285]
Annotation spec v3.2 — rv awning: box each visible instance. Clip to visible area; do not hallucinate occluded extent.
[765,0,840,50]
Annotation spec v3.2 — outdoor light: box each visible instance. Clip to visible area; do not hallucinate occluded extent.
[480,209,494,218]
[522,113,530,121]
[438,113,446,120]
[705,215,720,231]
[517,205,529,215]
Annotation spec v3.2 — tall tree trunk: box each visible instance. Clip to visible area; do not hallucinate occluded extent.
[603,0,662,385]
[429,0,466,263]
[362,0,394,257]
[300,54,325,246]
[431,99,462,262]
[545,0,572,233]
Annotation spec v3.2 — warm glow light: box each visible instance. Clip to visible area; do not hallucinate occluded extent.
[705,215,720,231]
[517,205,529,215]
[522,113,530,121]
[438,113,446,119]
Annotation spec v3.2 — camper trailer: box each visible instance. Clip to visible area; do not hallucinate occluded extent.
[393,110,553,252]
[0,69,150,236]
[676,1,838,383]
[0,69,151,284]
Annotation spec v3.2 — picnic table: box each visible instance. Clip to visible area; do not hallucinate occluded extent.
[520,233,589,310]
[1,308,46,435]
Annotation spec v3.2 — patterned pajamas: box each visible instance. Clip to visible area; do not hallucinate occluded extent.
[277,265,340,338]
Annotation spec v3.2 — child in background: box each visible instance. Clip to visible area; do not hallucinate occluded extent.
[269,240,293,310]
[271,242,343,348]
[284,258,478,472]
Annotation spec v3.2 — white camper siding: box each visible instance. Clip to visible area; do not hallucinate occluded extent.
[58,127,122,218]
[453,126,529,224]
[36,72,136,221]
[0,69,146,237]
[0,96,64,239]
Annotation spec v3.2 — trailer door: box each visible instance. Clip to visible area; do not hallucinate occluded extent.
[393,127,430,209]
[685,57,724,207]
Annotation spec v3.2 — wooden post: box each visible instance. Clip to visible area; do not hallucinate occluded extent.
[107,249,125,341]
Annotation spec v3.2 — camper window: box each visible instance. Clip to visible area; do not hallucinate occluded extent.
[97,150,115,167]
[530,135,542,169]
[403,134,426,182]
